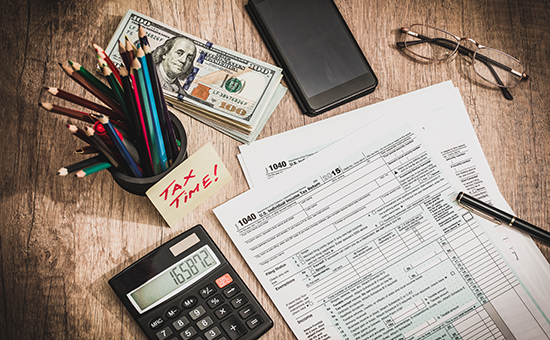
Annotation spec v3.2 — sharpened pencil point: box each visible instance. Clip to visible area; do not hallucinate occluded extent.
[39,102,53,110]
[138,25,146,38]
[57,168,68,176]
[46,87,58,95]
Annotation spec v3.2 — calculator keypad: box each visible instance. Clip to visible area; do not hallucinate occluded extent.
[149,273,267,340]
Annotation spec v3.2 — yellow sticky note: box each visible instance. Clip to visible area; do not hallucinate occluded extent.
[146,143,232,227]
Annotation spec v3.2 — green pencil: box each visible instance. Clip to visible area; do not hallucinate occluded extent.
[69,60,119,104]
[75,162,112,177]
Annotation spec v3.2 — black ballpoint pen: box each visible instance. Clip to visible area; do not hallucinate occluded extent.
[456,191,550,244]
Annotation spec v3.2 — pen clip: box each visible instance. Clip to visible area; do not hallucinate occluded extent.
[457,199,502,225]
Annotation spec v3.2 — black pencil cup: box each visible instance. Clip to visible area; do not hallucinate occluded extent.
[108,112,188,196]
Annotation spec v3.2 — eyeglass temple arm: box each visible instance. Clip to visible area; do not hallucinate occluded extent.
[482,59,513,100]
[396,35,529,80]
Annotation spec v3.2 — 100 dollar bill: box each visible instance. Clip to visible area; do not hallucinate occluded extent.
[105,10,283,129]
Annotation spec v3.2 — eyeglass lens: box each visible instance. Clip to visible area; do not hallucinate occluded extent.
[403,25,459,61]
[473,48,524,87]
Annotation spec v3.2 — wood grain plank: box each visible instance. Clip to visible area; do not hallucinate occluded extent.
[1,0,549,339]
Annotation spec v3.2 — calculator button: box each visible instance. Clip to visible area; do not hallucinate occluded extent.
[172,316,190,331]
[166,306,181,318]
[221,316,247,340]
[207,294,225,308]
[150,316,165,329]
[200,284,216,298]
[238,305,255,319]
[197,316,214,330]
[204,326,222,340]
[246,315,263,329]
[215,304,232,319]
[216,273,233,288]
[155,326,173,340]
[182,296,198,309]
[230,295,248,309]
[223,284,240,298]
[189,305,207,320]
[180,326,197,340]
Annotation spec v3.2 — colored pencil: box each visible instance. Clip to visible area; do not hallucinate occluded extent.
[67,124,93,145]
[69,60,118,103]
[74,145,98,154]
[129,65,155,175]
[84,126,120,169]
[92,114,142,178]
[99,58,130,124]
[118,66,139,131]
[119,40,131,71]
[93,121,140,164]
[45,86,120,119]
[132,57,163,175]
[75,162,112,177]
[57,155,104,176]
[40,102,94,124]
[92,42,122,85]
[139,25,178,162]
[59,63,125,119]
[125,37,135,61]
[120,66,152,176]
[137,47,168,172]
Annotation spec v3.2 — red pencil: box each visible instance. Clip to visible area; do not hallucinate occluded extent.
[45,86,120,119]
[130,64,155,173]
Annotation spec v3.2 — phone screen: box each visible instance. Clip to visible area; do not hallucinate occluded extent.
[255,0,368,97]
[250,0,376,114]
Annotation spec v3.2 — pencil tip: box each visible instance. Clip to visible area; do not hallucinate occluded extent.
[39,102,53,110]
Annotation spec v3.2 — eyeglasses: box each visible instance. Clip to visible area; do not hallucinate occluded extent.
[396,24,529,100]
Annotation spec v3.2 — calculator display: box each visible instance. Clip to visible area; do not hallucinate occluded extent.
[128,245,220,313]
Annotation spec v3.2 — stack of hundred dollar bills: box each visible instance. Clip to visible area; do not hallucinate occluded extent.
[106,10,286,144]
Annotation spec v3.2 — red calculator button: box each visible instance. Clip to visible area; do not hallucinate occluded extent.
[216,273,233,288]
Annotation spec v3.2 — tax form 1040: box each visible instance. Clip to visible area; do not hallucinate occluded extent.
[214,113,550,339]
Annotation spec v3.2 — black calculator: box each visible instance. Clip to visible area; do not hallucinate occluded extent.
[109,225,273,340]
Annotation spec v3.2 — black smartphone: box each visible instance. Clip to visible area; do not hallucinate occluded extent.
[245,0,378,116]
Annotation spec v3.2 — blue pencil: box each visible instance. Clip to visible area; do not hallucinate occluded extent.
[137,47,168,172]
[93,114,142,178]
[132,57,163,175]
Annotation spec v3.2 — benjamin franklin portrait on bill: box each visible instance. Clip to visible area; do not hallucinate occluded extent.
[152,36,197,95]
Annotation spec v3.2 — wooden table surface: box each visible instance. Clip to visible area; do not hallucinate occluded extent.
[1,0,550,339]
